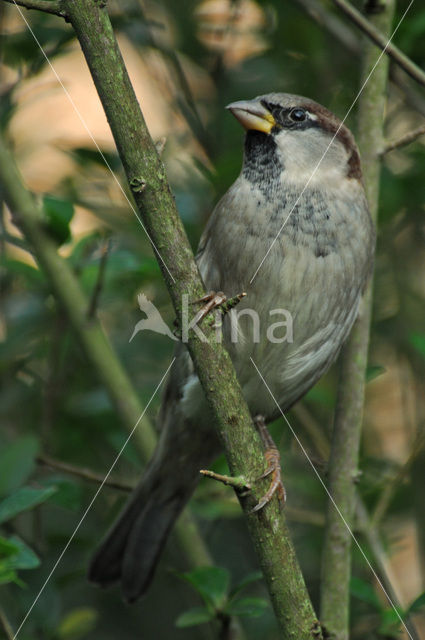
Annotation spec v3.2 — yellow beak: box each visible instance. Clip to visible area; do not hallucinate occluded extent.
[226,100,275,134]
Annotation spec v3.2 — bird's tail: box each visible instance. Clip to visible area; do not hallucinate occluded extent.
[88,370,218,602]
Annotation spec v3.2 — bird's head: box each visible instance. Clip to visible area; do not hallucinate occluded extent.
[226,93,361,188]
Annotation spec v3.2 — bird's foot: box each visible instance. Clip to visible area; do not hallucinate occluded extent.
[252,414,286,513]
[191,290,246,326]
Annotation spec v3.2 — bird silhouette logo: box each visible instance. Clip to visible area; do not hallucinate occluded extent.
[129,293,178,342]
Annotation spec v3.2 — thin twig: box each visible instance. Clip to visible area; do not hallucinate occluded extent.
[293,0,425,119]
[371,430,425,526]
[355,500,422,640]
[0,232,34,254]
[200,469,250,491]
[0,607,15,640]
[294,0,360,55]
[381,124,425,155]
[87,237,111,320]
[332,0,425,89]
[136,0,211,156]
[291,402,330,461]
[37,454,135,492]
[1,0,65,18]
[390,65,425,119]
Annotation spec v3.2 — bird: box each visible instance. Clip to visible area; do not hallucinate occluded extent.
[88,92,375,602]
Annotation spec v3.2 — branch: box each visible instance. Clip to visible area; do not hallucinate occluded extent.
[390,65,425,119]
[332,0,425,89]
[0,607,14,640]
[294,0,360,55]
[200,469,251,491]
[294,0,425,119]
[87,236,111,319]
[135,1,211,156]
[381,123,425,155]
[2,0,65,18]
[372,430,425,525]
[320,1,396,637]
[295,400,421,639]
[57,1,323,636]
[355,501,422,640]
[37,454,135,492]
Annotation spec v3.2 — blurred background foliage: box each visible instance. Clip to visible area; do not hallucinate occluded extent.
[0,0,425,638]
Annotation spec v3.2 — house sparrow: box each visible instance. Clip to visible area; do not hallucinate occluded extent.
[89,93,375,602]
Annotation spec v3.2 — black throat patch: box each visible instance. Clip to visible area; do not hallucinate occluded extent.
[242,131,283,198]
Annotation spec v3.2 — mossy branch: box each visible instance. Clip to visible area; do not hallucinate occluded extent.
[320,2,395,639]
[2,0,65,17]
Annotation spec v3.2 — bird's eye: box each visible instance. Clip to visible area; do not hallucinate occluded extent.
[289,108,307,122]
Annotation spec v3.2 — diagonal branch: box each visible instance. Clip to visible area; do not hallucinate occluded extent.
[294,0,425,118]
[332,0,425,89]
[381,123,425,155]
[48,0,323,636]
[2,0,65,17]
[37,454,135,492]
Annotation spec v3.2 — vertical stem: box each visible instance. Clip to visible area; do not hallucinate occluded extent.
[0,607,14,640]
[320,2,395,639]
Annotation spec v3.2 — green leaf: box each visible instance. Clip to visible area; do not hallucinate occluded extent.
[0,568,22,586]
[0,486,57,524]
[0,536,20,559]
[407,591,425,614]
[409,332,425,359]
[350,576,382,610]
[0,536,38,587]
[1,258,42,284]
[178,567,230,609]
[43,195,74,245]
[175,607,214,628]
[39,476,83,511]
[0,437,39,497]
[366,364,386,382]
[229,571,263,598]
[225,597,268,618]
[4,536,40,570]
[57,607,98,639]
[378,606,405,636]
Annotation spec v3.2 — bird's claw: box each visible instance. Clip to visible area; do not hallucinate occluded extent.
[191,291,227,325]
[251,446,286,513]
[191,290,246,325]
